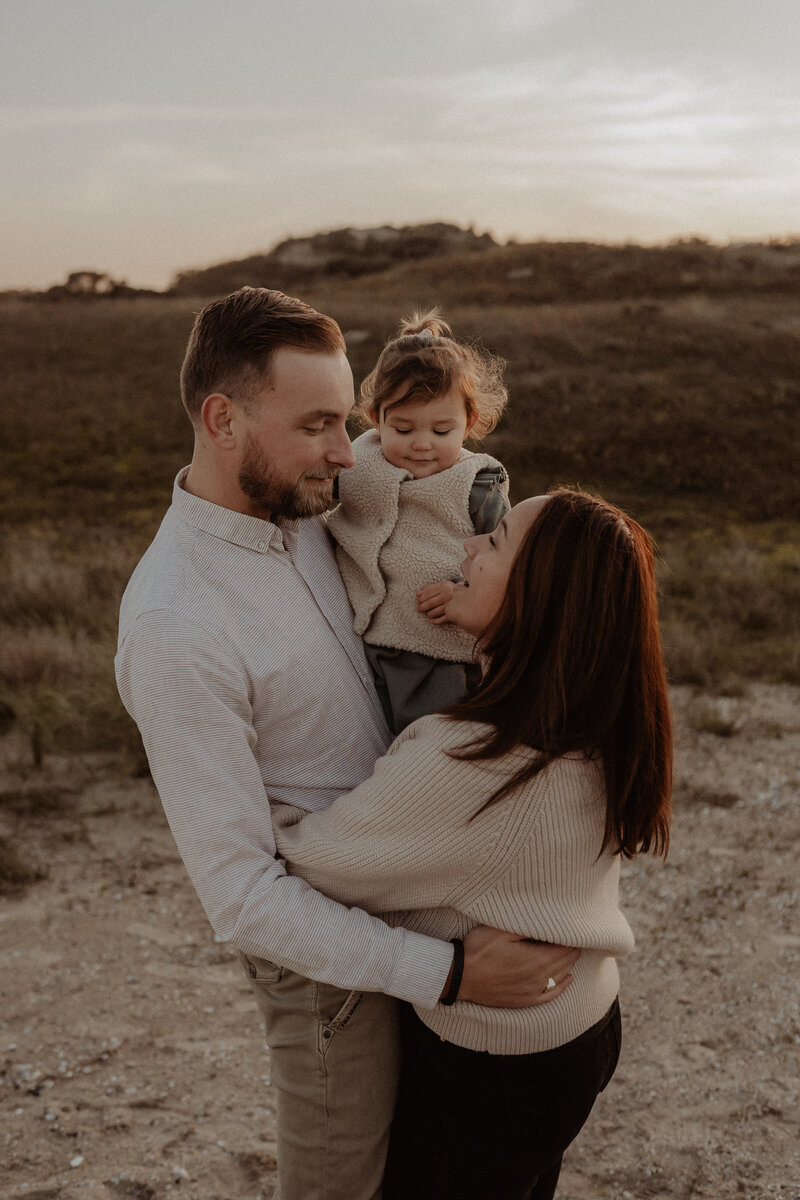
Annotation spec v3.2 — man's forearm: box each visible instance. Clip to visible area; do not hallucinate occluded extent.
[225,860,453,1006]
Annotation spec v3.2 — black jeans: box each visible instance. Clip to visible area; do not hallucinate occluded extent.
[383,999,622,1200]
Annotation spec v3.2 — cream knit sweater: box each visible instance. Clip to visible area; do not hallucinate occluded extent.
[274,714,634,1055]
[327,431,508,662]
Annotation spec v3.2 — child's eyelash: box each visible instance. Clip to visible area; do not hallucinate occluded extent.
[392,429,451,436]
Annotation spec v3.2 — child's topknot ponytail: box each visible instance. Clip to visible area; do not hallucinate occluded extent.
[394,308,453,341]
[358,309,508,439]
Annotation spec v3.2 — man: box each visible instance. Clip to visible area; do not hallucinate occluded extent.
[116,288,577,1200]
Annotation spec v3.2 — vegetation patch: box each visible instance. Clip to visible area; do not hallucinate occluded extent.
[0,785,76,816]
[0,835,47,894]
[689,789,742,809]
[684,699,742,738]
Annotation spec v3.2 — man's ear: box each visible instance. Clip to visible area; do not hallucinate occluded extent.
[200,393,239,447]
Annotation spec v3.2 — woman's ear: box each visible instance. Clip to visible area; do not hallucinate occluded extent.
[200,393,238,447]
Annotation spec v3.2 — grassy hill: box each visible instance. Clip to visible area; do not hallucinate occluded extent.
[165,228,800,304]
[1,229,798,770]
[168,222,497,296]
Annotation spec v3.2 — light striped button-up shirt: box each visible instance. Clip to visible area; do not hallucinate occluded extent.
[115,470,452,1007]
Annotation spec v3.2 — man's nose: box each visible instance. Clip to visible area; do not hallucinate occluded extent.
[327,429,355,468]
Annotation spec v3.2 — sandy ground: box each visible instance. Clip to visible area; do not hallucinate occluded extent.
[1,684,798,1200]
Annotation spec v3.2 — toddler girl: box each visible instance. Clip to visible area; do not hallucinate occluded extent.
[328,311,510,733]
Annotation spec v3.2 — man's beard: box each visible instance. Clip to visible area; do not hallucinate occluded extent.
[239,434,338,520]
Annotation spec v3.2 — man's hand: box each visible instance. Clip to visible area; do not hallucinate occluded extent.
[416,580,456,624]
[448,927,579,1008]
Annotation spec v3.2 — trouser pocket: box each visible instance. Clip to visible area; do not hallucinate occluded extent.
[313,983,365,1056]
[236,950,283,983]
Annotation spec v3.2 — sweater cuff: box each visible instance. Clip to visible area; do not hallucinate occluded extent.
[386,930,454,1009]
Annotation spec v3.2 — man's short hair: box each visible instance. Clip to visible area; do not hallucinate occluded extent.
[180,287,346,423]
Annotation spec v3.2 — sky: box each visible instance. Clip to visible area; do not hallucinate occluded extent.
[2,0,799,291]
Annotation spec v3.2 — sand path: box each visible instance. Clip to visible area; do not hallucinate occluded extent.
[1,685,798,1199]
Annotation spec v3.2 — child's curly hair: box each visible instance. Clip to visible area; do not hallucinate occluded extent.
[357,309,508,439]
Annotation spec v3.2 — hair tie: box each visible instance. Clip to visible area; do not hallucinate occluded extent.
[393,328,436,347]
[440,938,465,1006]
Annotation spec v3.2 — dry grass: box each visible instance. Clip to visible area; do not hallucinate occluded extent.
[657,524,800,687]
[0,527,147,766]
[0,525,137,636]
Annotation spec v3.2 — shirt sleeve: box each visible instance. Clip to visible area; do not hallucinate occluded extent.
[115,608,453,1008]
[274,720,514,913]
[468,466,511,535]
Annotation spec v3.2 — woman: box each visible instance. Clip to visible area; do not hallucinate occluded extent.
[274,488,672,1200]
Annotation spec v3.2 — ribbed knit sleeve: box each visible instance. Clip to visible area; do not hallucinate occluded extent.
[275,715,636,1054]
[275,717,530,913]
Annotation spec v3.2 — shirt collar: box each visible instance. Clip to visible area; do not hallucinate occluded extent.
[171,467,301,553]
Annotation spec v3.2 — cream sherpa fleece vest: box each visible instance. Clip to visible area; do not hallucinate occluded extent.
[328,430,507,662]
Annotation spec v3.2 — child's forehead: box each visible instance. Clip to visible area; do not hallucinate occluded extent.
[381,386,469,420]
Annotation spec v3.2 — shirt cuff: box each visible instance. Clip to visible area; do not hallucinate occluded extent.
[387,930,454,1009]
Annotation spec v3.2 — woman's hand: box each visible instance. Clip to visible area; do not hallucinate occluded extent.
[450,927,579,1008]
[416,579,457,624]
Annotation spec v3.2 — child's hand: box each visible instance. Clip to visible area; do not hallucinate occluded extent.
[416,580,456,624]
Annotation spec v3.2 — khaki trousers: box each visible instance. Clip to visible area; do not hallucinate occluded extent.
[239,952,400,1200]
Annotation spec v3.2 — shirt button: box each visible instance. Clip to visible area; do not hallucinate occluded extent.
[257,539,268,551]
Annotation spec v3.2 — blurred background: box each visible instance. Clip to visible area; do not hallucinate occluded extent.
[1,0,798,938]
[1,4,799,1197]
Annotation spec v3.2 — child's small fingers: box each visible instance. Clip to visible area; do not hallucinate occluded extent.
[425,603,447,618]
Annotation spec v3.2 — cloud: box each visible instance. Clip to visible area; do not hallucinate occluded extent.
[464,0,586,34]
[0,103,277,131]
[379,55,800,192]
[81,141,238,208]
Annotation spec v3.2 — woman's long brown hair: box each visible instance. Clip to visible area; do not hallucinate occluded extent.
[448,488,672,858]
